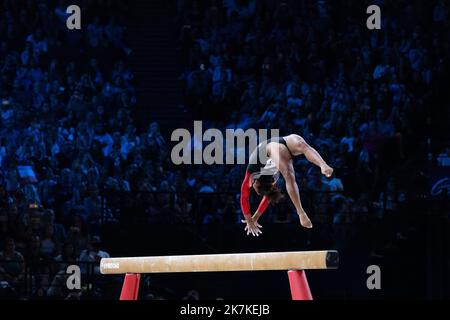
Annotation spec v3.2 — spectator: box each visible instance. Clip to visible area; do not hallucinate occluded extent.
[437,146,450,166]
[40,223,58,258]
[53,241,77,273]
[78,235,110,275]
[0,237,25,291]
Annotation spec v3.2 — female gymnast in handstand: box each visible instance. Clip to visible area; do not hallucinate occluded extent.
[240,134,333,236]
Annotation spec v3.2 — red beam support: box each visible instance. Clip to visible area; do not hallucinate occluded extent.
[287,270,313,300]
[119,273,141,300]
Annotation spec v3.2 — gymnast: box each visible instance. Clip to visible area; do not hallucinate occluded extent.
[240,134,333,236]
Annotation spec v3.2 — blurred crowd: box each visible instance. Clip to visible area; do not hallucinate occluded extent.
[176,0,448,222]
[0,0,132,299]
[0,0,448,299]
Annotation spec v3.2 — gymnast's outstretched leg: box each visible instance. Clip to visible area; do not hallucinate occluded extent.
[285,134,334,177]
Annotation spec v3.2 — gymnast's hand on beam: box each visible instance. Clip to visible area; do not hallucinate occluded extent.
[241,214,262,237]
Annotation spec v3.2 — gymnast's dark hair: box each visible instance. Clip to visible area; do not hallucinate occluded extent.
[254,175,284,204]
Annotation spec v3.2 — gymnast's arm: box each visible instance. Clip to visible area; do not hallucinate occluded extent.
[253,196,269,222]
[240,171,270,217]
[240,171,263,236]
[240,171,253,219]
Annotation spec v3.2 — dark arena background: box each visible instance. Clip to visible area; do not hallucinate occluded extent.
[0,0,449,304]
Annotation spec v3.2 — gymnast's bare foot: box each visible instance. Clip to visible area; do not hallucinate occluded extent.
[299,212,313,228]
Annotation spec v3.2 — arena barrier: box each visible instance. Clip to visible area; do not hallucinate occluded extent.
[100,250,339,300]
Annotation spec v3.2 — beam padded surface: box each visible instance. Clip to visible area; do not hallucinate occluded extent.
[100,250,339,274]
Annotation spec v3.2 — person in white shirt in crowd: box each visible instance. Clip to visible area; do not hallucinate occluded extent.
[78,236,110,275]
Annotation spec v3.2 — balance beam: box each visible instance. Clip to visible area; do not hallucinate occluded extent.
[100,250,338,274]
[101,250,338,300]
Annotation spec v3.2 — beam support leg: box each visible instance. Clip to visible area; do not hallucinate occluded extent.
[288,270,313,300]
[120,273,141,300]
